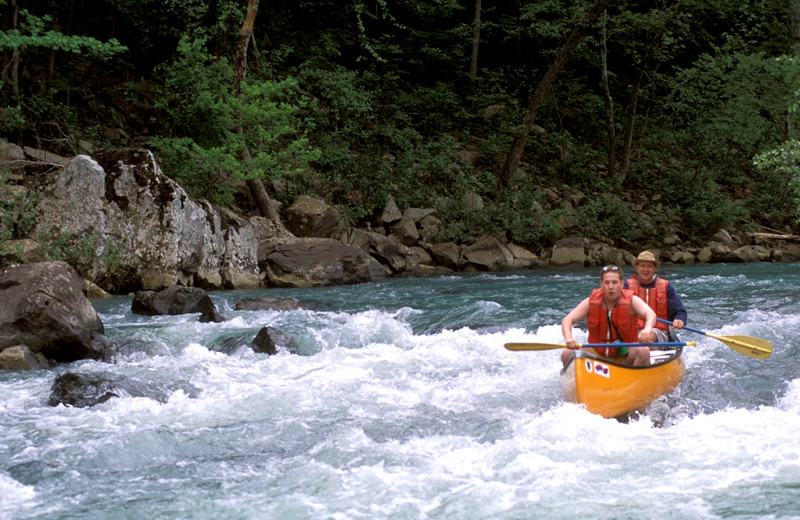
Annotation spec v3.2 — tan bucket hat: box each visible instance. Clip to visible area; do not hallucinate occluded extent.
[634,250,660,266]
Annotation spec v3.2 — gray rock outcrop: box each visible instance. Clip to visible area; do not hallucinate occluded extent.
[33,149,260,292]
[284,195,344,239]
[259,237,374,287]
[550,237,588,267]
[348,230,420,275]
[463,237,514,271]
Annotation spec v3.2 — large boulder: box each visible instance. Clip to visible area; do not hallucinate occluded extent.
[390,216,419,246]
[0,261,108,363]
[0,345,50,370]
[284,195,344,239]
[671,251,696,264]
[731,245,772,262]
[586,241,616,267]
[706,241,734,262]
[696,247,714,263]
[403,208,436,222]
[550,237,587,267]
[428,242,461,270]
[379,198,402,226]
[33,149,260,292]
[506,243,541,269]
[462,237,513,271]
[711,229,740,249]
[348,230,420,275]
[131,285,223,323]
[418,214,441,242]
[0,140,25,178]
[259,237,375,287]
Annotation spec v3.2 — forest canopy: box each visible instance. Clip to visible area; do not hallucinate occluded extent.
[1,0,799,251]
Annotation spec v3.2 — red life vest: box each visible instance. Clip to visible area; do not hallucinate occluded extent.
[627,276,669,331]
[586,288,639,357]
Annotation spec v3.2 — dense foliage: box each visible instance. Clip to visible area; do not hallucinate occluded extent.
[1,0,798,252]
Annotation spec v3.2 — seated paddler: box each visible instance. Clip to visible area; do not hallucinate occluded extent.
[560,264,657,367]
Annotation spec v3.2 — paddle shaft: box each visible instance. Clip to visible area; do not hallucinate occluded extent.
[656,318,772,359]
[656,318,703,335]
[579,341,688,348]
[656,318,758,342]
[504,341,693,351]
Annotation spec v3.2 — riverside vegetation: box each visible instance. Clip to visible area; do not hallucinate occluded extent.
[2,0,800,282]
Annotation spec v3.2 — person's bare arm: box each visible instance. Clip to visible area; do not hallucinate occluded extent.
[631,295,656,342]
[562,298,590,349]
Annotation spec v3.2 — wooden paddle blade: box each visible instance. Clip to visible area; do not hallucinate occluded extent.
[706,333,773,360]
[504,342,565,351]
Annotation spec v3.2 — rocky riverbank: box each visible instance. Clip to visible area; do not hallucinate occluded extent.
[1,143,799,377]
[1,144,799,297]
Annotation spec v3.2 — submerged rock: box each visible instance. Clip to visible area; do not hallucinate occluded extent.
[48,371,198,408]
[131,285,223,323]
[251,326,299,355]
[217,326,299,356]
[234,297,309,312]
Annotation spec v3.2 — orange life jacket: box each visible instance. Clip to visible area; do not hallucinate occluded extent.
[627,276,669,331]
[586,288,639,357]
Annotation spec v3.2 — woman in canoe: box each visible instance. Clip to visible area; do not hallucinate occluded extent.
[561,264,657,367]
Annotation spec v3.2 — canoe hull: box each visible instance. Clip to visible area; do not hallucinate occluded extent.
[561,349,685,419]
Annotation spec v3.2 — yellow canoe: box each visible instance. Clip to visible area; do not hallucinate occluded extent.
[561,348,685,419]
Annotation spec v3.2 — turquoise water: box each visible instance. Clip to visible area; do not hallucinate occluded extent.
[2,263,799,519]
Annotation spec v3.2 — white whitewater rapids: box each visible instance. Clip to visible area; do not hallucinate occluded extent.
[2,263,799,519]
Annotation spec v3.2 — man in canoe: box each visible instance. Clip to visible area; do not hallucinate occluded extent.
[561,264,657,367]
[624,250,687,344]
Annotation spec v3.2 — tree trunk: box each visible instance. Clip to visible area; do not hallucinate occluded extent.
[616,68,643,189]
[468,0,482,111]
[233,0,284,227]
[9,0,20,96]
[601,10,616,180]
[615,23,667,189]
[793,0,800,52]
[499,0,615,187]
[792,0,800,139]
[233,0,259,97]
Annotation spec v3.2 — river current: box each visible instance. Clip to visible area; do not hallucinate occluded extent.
[2,262,799,519]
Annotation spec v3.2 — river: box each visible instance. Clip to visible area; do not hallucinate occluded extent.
[2,262,799,519]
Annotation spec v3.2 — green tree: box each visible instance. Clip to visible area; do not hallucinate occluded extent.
[753,54,800,221]
[500,0,615,187]
[0,3,126,141]
[148,36,318,207]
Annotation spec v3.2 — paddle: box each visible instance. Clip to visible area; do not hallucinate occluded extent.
[504,341,694,352]
[656,318,772,360]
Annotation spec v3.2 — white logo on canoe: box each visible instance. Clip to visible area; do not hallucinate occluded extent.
[585,359,610,378]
